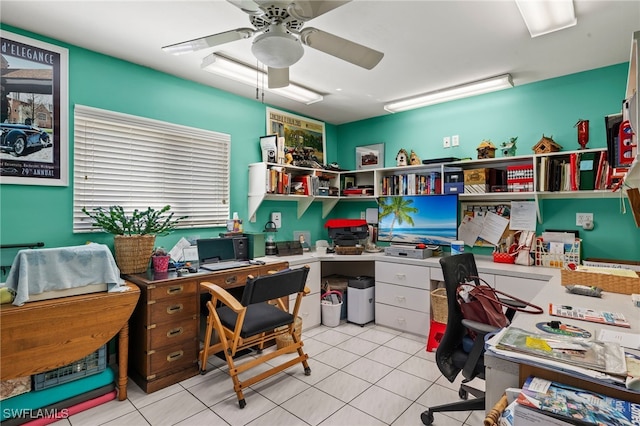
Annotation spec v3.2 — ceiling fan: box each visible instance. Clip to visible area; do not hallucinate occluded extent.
[162,0,384,89]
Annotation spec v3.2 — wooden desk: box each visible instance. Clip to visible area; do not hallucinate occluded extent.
[0,283,140,401]
[124,261,289,393]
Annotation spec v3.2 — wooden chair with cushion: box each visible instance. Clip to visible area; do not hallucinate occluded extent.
[199,265,311,408]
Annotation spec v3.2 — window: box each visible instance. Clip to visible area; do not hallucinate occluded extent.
[73,105,230,233]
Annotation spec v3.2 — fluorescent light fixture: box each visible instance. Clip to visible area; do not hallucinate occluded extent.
[201,54,323,105]
[384,74,513,113]
[516,0,577,38]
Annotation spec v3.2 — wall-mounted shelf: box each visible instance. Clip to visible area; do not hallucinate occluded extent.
[248,147,621,223]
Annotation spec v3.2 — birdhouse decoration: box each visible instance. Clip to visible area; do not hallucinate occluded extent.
[396,148,409,166]
[476,140,496,159]
[532,134,562,154]
[409,150,421,165]
[500,137,518,157]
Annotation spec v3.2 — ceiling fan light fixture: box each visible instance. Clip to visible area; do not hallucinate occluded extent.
[515,0,576,38]
[201,53,323,105]
[384,74,513,113]
[251,31,304,68]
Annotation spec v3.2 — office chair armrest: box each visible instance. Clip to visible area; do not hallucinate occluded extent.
[461,319,501,336]
[200,282,244,312]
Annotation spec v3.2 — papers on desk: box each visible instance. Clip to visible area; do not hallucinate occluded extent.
[598,329,640,350]
[494,327,627,376]
[486,329,628,387]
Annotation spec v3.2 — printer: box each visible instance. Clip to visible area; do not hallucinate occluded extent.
[325,219,369,246]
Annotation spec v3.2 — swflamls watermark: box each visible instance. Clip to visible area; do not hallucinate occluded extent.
[2,408,70,420]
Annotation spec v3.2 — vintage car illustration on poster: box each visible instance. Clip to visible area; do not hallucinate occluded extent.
[0,123,52,156]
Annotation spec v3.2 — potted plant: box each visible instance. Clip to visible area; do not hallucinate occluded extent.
[82,205,187,274]
[151,246,170,273]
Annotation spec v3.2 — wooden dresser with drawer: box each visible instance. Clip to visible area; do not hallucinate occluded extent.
[125,260,288,393]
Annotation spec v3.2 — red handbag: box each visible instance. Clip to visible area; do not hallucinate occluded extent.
[457,277,543,332]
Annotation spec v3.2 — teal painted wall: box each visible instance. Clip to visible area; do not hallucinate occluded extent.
[334,64,640,261]
[0,25,336,273]
[1,25,638,271]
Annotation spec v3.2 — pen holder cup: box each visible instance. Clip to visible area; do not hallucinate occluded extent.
[152,255,170,273]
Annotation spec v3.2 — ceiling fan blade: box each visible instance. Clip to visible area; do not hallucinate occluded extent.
[227,0,261,14]
[268,67,290,89]
[287,0,352,20]
[162,28,254,55]
[300,28,383,70]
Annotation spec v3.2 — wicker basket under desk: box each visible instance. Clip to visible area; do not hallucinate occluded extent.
[560,269,640,295]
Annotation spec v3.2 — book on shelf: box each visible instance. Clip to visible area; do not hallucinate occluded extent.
[515,376,640,426]
[549,303,631,328]
[495,327,627,375]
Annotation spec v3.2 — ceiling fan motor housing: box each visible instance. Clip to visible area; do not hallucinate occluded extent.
[252,25,304,68]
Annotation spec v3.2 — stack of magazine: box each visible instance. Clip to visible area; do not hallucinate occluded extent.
[495,327,627,376]
[514,376,640,425]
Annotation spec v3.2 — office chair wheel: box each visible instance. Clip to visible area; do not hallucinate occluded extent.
[304,367,311,376]
[458,388,468,400]
[238,399,246,409]
[420,409,434,425]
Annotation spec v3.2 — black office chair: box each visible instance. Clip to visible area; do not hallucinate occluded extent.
[421,253,521,425]
[199,265,311,409]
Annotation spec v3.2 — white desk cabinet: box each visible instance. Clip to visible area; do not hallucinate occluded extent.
[289,261,321,329]
[494,275,546,302]
[375,260,430,336]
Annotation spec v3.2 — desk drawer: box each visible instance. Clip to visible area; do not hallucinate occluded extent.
[149,295,197,325]
[375,282,430,314]
[146,341,198,378]
[375,263,428,289]
[199,263,289,291]
[375,303,429,337]
[290,292,321,329]
[148,281,197,302]
[148,316,198,348]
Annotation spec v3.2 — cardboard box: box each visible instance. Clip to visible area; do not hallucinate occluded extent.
[464,168,491,185]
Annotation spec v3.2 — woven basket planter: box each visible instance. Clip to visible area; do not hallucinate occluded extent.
[430,288,448,324]
[113,234,156,274]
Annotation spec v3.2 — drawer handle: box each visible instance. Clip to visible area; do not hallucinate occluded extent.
[225,275,237,285]
[167,327,184,337]
[167,304,183,314]
[395,295,406,303]
[167,285,183,295]
[396,317,406,324]
[395,273,406,280]
[167,350,184,362]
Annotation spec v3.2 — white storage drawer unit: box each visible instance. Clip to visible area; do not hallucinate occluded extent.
[375,260,430,336]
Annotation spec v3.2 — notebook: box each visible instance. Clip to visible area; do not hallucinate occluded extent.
[196,238,250,272]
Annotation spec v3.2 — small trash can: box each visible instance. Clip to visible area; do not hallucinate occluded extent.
[321,290,343,327]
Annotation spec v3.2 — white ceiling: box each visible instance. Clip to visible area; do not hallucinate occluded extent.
[1,1,638,125]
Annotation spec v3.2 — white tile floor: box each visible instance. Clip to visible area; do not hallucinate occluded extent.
[51,322,485,426]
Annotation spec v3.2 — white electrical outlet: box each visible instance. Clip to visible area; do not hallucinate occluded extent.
[271,212,282,228]
[443,136,451,148]
[452,135,459,147]
[361,211,366,220]
[576,213,593,227]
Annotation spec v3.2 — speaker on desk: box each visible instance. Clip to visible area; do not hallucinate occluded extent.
[231,237,249,261]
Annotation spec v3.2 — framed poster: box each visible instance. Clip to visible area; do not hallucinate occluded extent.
[355,143,384,170]
[266,107,325,166]
[0,31,68,186]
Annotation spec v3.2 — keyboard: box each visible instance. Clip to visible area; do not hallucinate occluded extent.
[200,260,251,272]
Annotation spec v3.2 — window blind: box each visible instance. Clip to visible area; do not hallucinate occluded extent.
[73,105,230,233]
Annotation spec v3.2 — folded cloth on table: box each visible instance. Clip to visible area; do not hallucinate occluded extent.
[5,243,124,306]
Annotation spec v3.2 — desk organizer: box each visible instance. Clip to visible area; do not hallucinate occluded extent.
[33,345,107,390]
[535,238,581,268]
[561,269,640,295]
[335,245,364,255]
